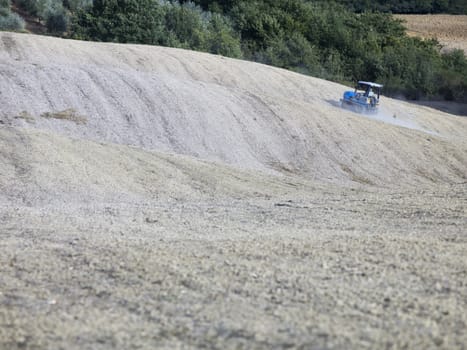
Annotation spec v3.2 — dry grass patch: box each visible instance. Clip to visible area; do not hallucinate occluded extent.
[15,111,35,123]
[40,109,87,125]
[340,164,375,185]
[396,15,467,53]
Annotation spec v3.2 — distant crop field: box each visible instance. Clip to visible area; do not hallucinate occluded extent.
[395,15,467,54]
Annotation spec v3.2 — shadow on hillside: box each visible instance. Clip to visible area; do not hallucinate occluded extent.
[325,99,342,109]
[408,100,467,117]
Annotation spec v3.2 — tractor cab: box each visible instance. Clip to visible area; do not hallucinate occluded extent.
[341,81,383,113]
[356,81,382,99]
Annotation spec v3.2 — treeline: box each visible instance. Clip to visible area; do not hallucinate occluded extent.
[0,0,91,32]
[317,0,467,14]
[191,0,467,14]
[72,0,242,57]
[19,0,92,32]
[1,0,466,102]
[0,0,25,30]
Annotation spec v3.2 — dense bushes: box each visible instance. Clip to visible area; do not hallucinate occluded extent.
[188,0,467,14]
[0,0,10,15]
[438,49,467,101]
[320,0,467,14]
[71,0,242,58]
[0,12,25,30]
[15,0,90,33]
[184,0,467,102]
[45,5,67,32]
[0,0,25,30]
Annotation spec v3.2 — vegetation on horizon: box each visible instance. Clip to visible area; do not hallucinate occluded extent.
[316,0,467,14]
[1,0,466,103]
[0,0,25,30]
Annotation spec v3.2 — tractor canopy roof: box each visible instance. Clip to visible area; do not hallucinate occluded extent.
[357,81,383,89]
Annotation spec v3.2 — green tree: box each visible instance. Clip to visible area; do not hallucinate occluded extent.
[164,2,208,50]
[206,13,242,57]
[0,0,26,30]
[45,3,68,33]
[72,0,166,44]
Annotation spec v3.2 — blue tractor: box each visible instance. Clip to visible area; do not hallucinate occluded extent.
[341,81,383,113]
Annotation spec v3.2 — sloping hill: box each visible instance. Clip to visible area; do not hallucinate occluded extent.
[1,33,467,349]
[1,109,466,350]
[1,32,466,187]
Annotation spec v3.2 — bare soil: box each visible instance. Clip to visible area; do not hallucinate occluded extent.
[1,32,466,349]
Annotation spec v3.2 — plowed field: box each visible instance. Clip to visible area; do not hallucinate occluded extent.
[396,14,467,53]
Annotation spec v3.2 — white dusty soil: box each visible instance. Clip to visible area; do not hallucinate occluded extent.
[1,32,467,349]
